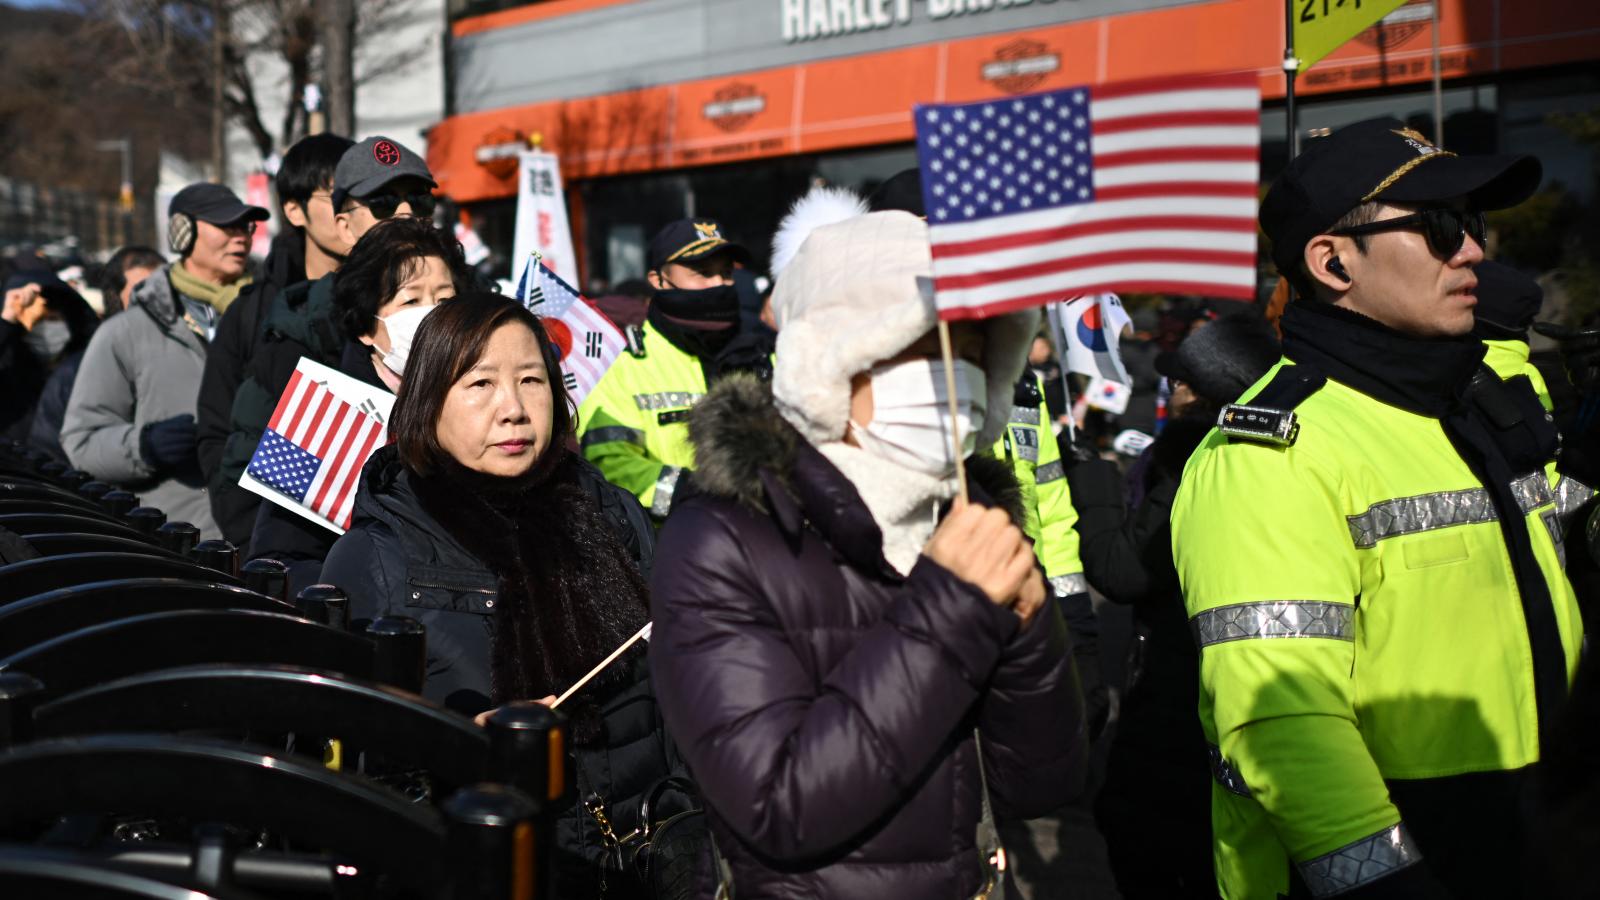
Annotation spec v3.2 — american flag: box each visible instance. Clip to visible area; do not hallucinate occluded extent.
[916,71,1261,320]
[247,366,386,531]
[515,254,624,406]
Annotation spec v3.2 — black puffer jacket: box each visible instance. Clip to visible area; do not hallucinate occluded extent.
[649,374,1087,899]
[321,445,677,899]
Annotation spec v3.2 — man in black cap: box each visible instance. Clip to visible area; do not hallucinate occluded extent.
[61,182,269,537]
[214,134,440,547]
[576,218,762,518]
[333,135,439,248]
[1172,119,1584,898]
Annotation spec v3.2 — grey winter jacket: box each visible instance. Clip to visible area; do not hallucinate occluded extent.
[60,266,220,536]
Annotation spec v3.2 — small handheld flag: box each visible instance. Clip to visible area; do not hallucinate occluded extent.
[515,254,625,406]
[1059,294,1133,385]
[240,358,394,534]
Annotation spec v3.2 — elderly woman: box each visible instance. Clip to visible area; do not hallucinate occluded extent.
[649,208,1088,896]
[321,294,675,899]
[245,217,470,585]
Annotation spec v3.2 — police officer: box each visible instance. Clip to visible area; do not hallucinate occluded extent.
[994,370,1085,597]
[1173,119,1586,898]
[578,219,757,518]
[1473,259,1551,409]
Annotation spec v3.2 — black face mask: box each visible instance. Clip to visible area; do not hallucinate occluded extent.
[648,283,741,359]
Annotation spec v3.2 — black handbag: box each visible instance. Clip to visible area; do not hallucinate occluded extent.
[587,776,710,900]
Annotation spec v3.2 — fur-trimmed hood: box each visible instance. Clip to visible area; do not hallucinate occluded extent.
[689,372,1024,531]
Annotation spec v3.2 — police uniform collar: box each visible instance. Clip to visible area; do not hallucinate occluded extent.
[1280,300,1485,418]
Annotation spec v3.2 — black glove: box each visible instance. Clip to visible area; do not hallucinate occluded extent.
[1532,322,1600,396]
[139,413,199,475]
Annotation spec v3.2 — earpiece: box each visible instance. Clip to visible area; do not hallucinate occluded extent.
[1327,257,1352,284]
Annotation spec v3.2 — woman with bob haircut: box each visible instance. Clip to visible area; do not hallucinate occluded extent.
[322,293,678,899]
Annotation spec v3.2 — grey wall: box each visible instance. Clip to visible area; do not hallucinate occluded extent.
[452,0,1208,114]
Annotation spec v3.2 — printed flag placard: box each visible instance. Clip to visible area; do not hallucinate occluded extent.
[516,254,624,407]
[239,358,393,535]
[914,71,1262,321]
[1085,375,1133,415]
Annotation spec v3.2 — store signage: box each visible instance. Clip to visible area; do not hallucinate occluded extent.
[980,39,1059,93]
[781,0,1075,44]
[703,84,768,132]
[1353,0,1433,49]
[475,126,528,180]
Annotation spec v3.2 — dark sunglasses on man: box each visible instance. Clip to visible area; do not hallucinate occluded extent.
[359,191,437,220]
[1330,207,1487,260]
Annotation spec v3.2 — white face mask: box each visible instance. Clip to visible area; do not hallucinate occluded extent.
[377,305,437,376]
[848,358,987,478]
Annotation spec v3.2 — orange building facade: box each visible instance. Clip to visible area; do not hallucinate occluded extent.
[429,0,1600,287]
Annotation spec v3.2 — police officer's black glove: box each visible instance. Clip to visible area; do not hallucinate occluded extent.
[1533,322,1600,396]
[139,414,199,476]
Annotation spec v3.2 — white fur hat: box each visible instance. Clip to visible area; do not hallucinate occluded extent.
[770,205,1038,448]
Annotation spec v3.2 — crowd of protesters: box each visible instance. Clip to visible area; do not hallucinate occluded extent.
[2,116,1598,900]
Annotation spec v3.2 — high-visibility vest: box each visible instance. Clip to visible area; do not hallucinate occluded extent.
[1483,337,1552,411]
[992,373,1086,596]
[1172,359,1586,898]
[577,320,706,517]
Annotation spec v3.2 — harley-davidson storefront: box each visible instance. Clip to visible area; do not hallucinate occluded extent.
[429,0,1600,289]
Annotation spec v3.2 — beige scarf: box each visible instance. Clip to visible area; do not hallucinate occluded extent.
[168,261,250,313]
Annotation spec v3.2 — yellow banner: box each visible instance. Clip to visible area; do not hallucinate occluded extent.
[1292,0,1412,70]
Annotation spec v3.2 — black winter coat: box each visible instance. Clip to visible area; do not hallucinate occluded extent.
[321,445,677,898]
[198,231,306,544]
[650,374,1088,899]
[211,269,338,546]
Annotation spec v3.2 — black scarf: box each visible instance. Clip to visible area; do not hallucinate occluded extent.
[1282,301,1568,732]
[411,450,651,743]
[647,286,740,361]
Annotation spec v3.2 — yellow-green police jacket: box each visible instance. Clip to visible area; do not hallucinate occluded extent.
[1172,360,1586,899]
[1483,337,1552,411]
[577,320,705,517]
[993,374,1085,595]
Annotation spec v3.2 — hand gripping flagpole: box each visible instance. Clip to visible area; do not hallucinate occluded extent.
[938,320,970,502]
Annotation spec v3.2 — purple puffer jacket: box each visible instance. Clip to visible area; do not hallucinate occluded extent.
[649,375,1089,899]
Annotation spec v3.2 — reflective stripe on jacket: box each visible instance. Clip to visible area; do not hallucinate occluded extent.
[1172,359,1586,899]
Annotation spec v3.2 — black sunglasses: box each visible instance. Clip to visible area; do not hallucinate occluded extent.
[361,191,437,220]
[1330,208,1487,260]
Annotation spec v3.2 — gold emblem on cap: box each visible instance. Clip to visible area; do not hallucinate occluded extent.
[694,222,721,239]
[1361,129,1458,203]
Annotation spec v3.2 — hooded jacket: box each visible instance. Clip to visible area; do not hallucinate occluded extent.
[649,374,1087,899]
[321,445,678,897]
[60,266,219,536]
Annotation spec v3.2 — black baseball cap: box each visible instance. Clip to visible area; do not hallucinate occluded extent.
[1260,118,1542,282]
[168,183,269,226]
[332,136,436,209]
[648,218,752,271]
